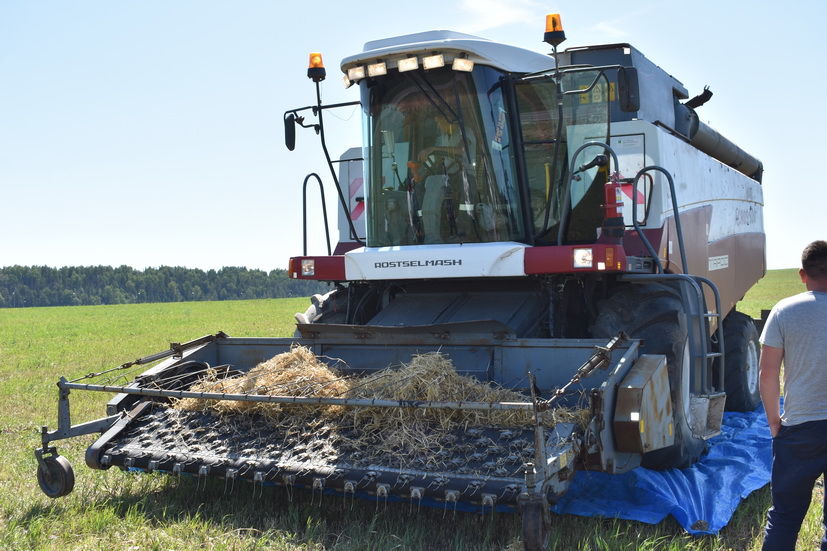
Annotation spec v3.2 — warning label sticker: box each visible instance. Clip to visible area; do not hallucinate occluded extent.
[708,255,730,271]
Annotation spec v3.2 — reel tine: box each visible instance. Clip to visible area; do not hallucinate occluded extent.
[224,468,237,496]
[343,480,356,511]
[311,477,324,507]
[443,489,459,520]
[375,483,389,513]
[253,471,264,499]
[481,494,496,523]
[410,487,423,514]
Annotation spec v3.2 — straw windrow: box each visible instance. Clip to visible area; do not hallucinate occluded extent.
[175,346,589,428]
[173,346,588,469]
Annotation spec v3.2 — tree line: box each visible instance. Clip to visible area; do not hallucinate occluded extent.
[0,265,329,308]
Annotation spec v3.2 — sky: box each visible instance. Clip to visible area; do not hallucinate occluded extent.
[1,0,824,271]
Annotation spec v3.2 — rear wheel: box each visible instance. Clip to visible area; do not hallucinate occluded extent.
[591,283,706,469]
[722,311,761,411]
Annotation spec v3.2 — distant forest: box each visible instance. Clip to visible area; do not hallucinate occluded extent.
[0,265,329,308]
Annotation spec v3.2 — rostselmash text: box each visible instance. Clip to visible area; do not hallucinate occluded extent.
[373,259,463,269]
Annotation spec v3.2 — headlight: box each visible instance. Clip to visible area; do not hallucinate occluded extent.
[301,259,315,277]
[573,248,593,269]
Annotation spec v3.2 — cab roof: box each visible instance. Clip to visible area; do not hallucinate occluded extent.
[340,30,555,74]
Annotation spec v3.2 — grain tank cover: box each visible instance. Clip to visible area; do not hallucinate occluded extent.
[340,30,555,75]
[558,43,762,181]
[557,43,688,129]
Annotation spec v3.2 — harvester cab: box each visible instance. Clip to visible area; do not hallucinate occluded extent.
[36,15,764,550]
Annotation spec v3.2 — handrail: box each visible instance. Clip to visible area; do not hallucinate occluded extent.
[557,141,620,245]
[302,173,332,256]
[631,166,688,274]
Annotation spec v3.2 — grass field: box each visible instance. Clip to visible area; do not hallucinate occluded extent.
[0,270,822,550]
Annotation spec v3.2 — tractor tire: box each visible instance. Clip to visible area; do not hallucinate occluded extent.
[721,311,761,412]
[590,283,706,470]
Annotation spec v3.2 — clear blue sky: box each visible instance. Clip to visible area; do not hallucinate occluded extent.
[1,0,823,271]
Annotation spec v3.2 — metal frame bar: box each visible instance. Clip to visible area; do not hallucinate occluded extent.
[61,380,537,411]
[69,332,227,383]
[302,173,332,256]
[40,378,123,450]
[557,141,620,245]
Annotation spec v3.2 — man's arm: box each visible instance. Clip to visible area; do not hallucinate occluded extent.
[759,344,784,437]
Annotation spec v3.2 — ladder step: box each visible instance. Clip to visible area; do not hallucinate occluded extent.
[692,352,722,360]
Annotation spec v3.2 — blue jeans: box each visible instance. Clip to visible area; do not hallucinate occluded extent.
[762,419,827,551]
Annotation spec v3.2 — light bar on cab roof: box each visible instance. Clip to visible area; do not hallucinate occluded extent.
[343,52,473,84]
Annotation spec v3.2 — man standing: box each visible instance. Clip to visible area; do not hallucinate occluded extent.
[759,240,827,550]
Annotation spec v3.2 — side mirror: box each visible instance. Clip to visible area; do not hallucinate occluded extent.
[284,114,296,151]
[617,67,640,113]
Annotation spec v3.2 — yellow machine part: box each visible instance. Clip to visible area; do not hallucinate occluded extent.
[613,354,674,454]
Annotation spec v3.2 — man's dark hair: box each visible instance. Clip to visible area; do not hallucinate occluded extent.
[802,240,827,279]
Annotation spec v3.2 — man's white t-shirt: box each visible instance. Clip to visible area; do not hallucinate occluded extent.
[760,290,827,426]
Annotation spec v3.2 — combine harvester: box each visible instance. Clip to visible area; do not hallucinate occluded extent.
[35,15,765,549]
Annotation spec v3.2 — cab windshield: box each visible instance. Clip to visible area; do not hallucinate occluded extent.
[515,69,611,243]
[361,65,611,247]
[363,66,522,247]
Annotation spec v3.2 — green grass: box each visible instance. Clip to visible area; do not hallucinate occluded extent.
[734,268,803,319]
[0,272,821,550]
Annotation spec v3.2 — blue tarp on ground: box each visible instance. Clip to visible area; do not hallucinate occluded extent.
[551,404,772,534]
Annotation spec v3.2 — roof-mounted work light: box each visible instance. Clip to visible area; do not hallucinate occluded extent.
[422,54,445,70]
[452,55,474,72]
[367,61,387,77]
[347,66,366,83]
[307,52,326,82]
[544,13,566,47]
[397,57,419,72]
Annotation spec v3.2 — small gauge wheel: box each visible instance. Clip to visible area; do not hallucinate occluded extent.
[521,499,550,551]
[37,455,75,498]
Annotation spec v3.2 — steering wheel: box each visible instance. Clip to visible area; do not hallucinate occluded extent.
[420,148,460,177]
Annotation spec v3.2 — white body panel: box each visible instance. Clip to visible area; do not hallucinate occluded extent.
[608,120,764,240]
[344,242,527,281]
